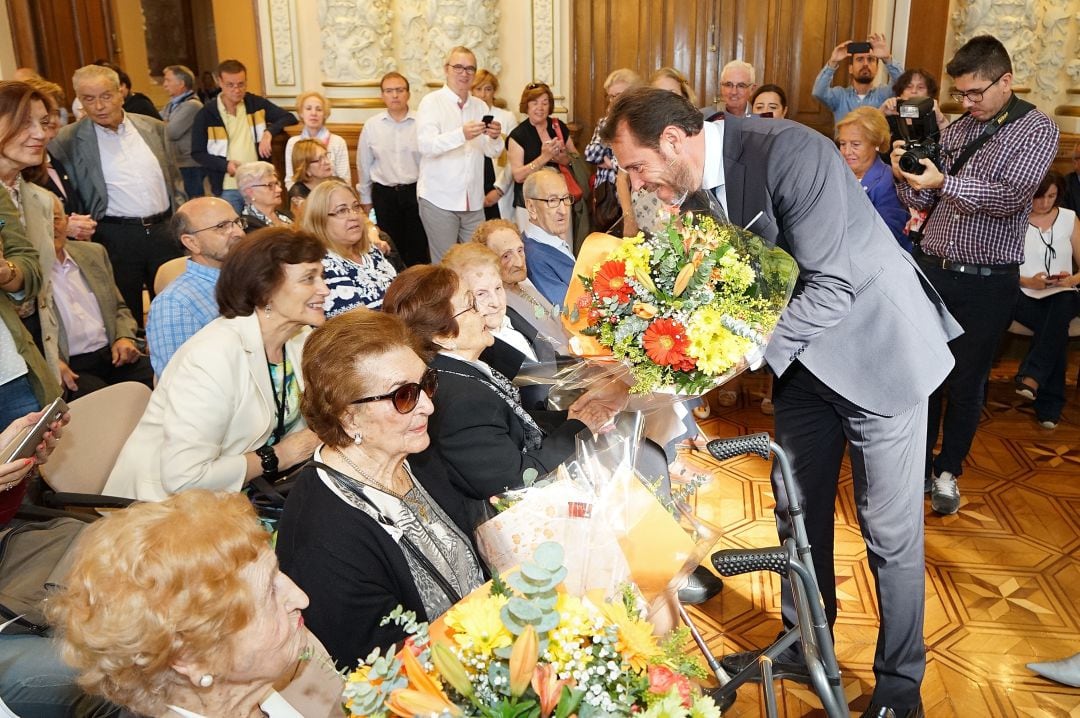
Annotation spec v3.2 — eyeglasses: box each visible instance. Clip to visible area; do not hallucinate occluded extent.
[447,64,477,75]
[352,368,438,414]
[949,72,1005,103]
[451,294,478,319]
[327,202,364,218]
[721,82,752,91]
[247,181,279,190]
[190,216,247,234]
[527,195,573,208]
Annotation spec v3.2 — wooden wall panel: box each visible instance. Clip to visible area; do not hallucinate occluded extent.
[571,0,873,145]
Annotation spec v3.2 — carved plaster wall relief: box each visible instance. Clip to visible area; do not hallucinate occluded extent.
[393,0,501,89]
[268,0,298,87]
[532,0,554,84]
[318,0,394,82]
[949,0,1080,112]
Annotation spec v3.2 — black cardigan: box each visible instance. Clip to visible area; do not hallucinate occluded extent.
[275,449,478,668]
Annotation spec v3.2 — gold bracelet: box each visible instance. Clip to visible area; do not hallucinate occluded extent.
[0,260,15,285]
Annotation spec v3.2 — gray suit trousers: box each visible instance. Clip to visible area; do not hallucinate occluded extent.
[771,361,927,707]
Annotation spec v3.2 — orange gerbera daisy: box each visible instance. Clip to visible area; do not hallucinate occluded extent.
[642,318,696,371]
[593,260,635,303]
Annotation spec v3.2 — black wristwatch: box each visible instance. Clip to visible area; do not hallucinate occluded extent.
[256,445,279,476]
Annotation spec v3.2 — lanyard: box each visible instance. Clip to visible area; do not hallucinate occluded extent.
[269,351,289,443]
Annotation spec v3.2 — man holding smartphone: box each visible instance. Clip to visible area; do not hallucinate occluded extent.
[812,32,904,126]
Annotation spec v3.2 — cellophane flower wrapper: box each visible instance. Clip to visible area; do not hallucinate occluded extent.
[560,189,798,396]
[475,413,722,611]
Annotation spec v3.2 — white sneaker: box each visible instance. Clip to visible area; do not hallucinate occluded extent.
[930,471,960,515]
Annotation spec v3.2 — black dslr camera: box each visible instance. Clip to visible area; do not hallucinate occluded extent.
[894,96,941,175]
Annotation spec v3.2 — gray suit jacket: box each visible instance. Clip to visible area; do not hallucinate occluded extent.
[47,113,185,219]
[719,115,962,416]
[49,241,138,361]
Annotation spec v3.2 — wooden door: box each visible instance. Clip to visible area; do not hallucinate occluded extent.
[571,0,872,142]
[7,0,116,105]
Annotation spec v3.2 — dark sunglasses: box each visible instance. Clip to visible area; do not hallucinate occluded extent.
[352,368,438,414]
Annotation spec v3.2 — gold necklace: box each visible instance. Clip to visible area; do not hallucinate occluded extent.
[510,284,550,319]
[332,448,429,521]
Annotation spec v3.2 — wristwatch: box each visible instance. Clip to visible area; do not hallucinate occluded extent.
[0,260,16,285]
[255,445,279,476]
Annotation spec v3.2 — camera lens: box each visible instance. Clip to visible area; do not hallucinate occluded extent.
[899,150,926,175]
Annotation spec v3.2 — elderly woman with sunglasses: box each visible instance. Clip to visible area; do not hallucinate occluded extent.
[276,308,484,665]
[384,264,615,503]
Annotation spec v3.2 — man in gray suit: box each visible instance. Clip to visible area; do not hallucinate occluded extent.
[49,64,186,328]
[602,88,961,718]
[43,194,153,399]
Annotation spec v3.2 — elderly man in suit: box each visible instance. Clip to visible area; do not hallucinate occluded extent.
[602,88,961,718]
[48,64,185,329]
[43,194,152,399]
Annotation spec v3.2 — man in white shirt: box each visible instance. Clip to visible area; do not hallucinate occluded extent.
[358,71,429,267]
[704,60,758,120]
[49,64,186,328]
[416,46,504,262]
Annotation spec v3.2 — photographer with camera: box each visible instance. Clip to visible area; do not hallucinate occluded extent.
[892,35,1059,516]
[813,32,903,126]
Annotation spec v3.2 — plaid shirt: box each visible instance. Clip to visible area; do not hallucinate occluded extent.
[146,260,220,377]
[584,117,616,185]
[896,102,1059,265]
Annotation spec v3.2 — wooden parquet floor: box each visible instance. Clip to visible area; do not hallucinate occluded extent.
[676,349,1080,717]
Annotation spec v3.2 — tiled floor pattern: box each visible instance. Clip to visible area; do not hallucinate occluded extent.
[678,355,1080,716]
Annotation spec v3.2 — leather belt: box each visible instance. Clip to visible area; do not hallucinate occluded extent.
[373,182,417,192]
[916,252,1018,277]
[99,210,172,227]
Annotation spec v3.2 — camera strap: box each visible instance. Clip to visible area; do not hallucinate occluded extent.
[947,94,1035,175]
[914,94,1035,245]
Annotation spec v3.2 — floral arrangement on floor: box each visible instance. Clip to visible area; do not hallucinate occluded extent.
[570,208,797,394]
[342,542,721,718]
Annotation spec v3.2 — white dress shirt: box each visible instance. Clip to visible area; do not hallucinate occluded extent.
[493,314,538,362]
[416,86,504,212]
[357,110,421,203]
[700,120,729,217]
[94,113,169,217]
[50,250,109,356]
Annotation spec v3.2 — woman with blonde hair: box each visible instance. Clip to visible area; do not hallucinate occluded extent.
[284,91,350,188]
[836,106,910,250]
[287,138,336,213]
[650,67,697,106]
[47,490,341,717]
[585,68,640,234]
[301,178,396,315]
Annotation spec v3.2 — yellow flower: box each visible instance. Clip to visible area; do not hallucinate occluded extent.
[444,593,512,657]
[600,600,661,672]
[608,234,653,277]
[685,306,755,376]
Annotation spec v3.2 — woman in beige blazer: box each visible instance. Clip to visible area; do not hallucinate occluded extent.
[104,228,327,501]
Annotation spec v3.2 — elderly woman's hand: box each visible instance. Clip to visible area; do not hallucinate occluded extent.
[275,428,320,469]
[0,409,69,490]
[568,400,617,434]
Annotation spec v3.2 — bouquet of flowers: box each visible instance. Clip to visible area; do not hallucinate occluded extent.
[341,541,722,718]
[565,194,798,394]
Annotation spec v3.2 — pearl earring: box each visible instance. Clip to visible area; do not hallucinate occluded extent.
[199,674,214,688]
[354,432,363,446]
[264,303,272,318]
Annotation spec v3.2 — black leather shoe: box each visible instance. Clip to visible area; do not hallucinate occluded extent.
[719,648,811,684]
[677,566,723,605]
[859,702,925,718]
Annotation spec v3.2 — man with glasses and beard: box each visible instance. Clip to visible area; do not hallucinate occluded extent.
[601,86,961,717]
[892,35,1058,517]
[813,32,903,126]
[416,46,504,262]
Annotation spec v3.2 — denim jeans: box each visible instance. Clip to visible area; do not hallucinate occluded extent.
[0,374,39,428]
[218,188,245,214]
[179,166,206,200]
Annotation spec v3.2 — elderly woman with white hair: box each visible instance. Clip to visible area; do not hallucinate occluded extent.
[237,161,291,231]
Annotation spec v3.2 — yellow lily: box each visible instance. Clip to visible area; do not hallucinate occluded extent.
[386,688,462,717]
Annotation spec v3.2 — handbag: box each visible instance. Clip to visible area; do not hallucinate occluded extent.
[0,516,86,634]
[591,179,623,234]
[551,121,585,202]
